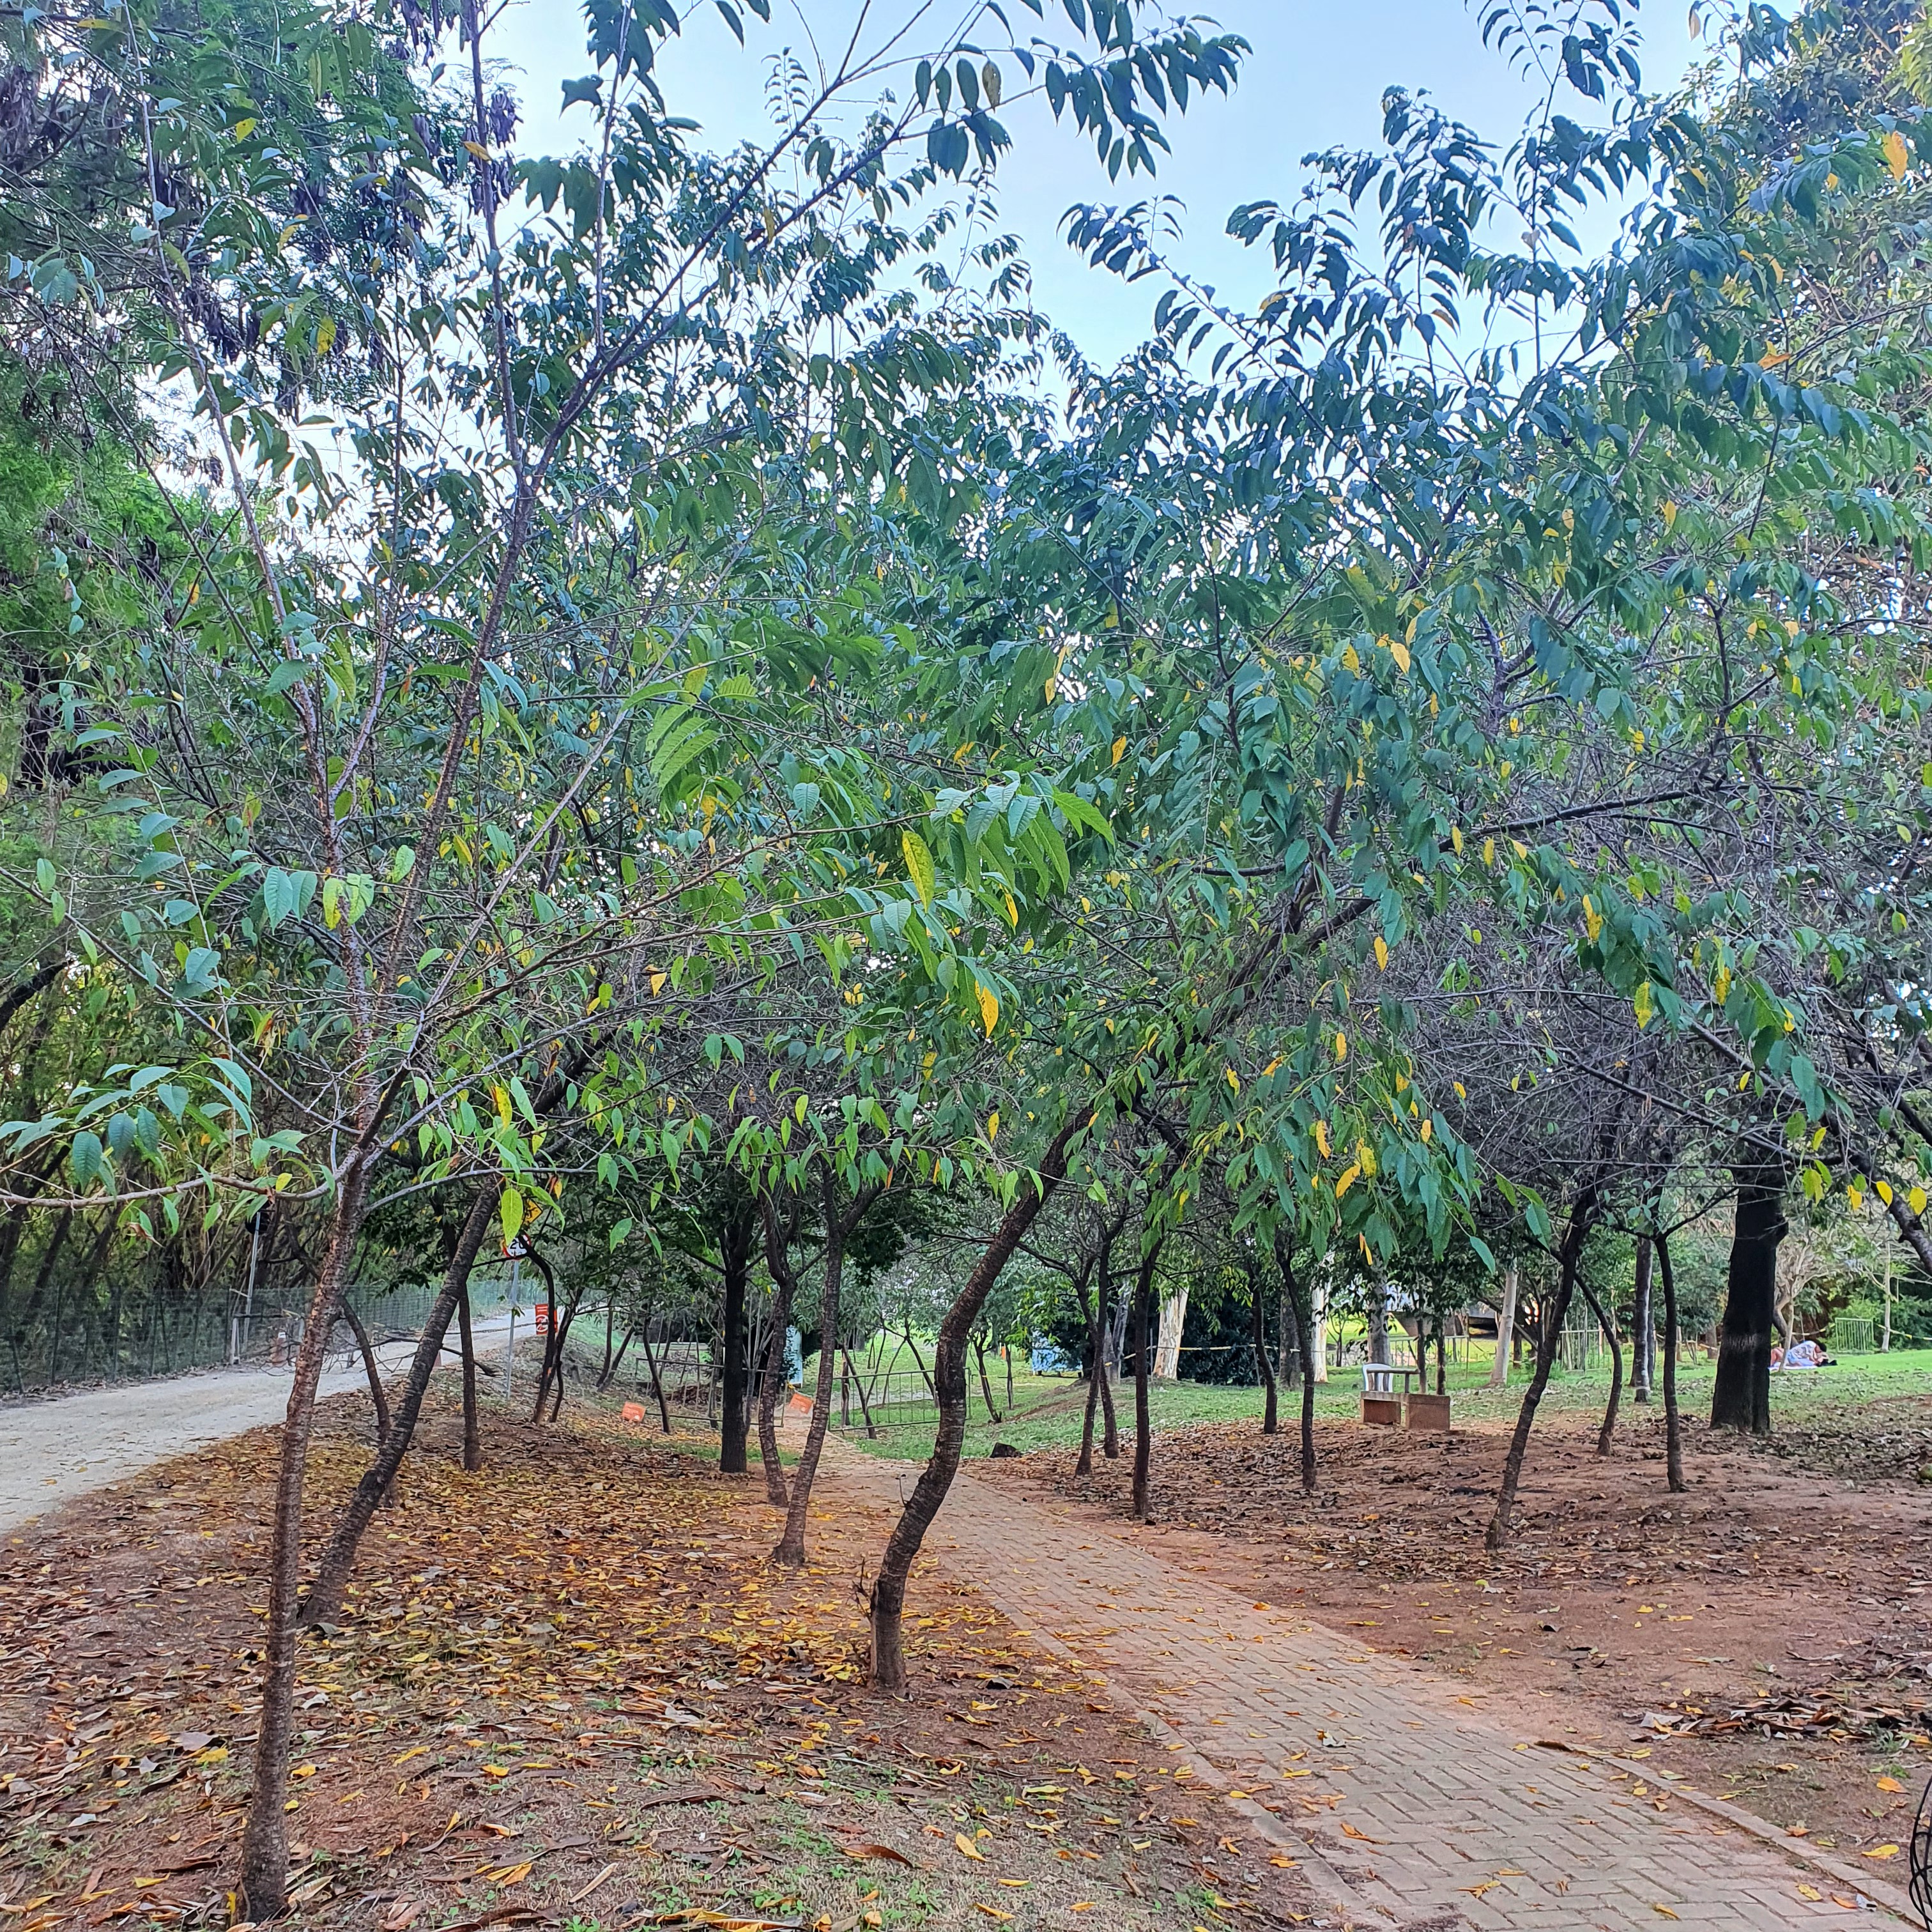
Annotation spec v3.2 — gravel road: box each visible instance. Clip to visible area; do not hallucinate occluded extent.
[0,1313,515,1536]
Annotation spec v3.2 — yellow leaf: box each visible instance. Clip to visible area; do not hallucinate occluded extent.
[901,829,936,907]
[1044,675,1058,702]
[1653,1910,1680,1920]
[1885,129,1910,179]
[1662,500,1678,530]
[1111,737,1126,765]
[1341,641,1361,673]
[1451,824,1463,854]
[278,222,301,247]
[1002,889,1018,928]
[1848,1185,1864,1210]
[1877,1776,1905,1793]
[1420,1117,1432,1143]
[482,1763,512,1778]
[484,1861,533,1885]
[956,1833,985,1860]
[1335,1031,1347,1062]
[292,1763,316,1779]
[1225,1067,1239,1093]
[972,1908,1011,1922]
[1482,837,1495,865]
[1863,1844,1901,1860]
[1386,636,1411,674]
[1878,1179,1894,1206]
[1314,1120,1331,1158]
[1797,1884,1822,1901]
[316,315,337,356]
[976,983,999,1038]
[1335,1163,1361,1200]
[1634,981,1655,1031]
[1912,1187,1928,1218]
[1583,896,1602,942]
[232,116,258,139]
[392,1746,429,1766]
[1261,1055,1282,1078]
[650,970,666,996]
[463,139,491,159]
[986,1111,999,1141]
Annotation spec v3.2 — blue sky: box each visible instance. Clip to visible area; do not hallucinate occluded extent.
[493,1,1698,367]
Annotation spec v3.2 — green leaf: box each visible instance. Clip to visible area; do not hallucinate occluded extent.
[500,1186,525,1245]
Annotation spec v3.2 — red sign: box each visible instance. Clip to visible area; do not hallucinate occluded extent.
[620,1401,645,1423]
[533,1302,552,1334]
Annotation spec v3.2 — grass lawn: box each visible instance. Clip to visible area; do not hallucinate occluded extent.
[817,1342,1932,1459]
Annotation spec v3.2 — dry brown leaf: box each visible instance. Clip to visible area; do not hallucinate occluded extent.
[841,1842,914,1866]
[380,1905,422,1932]
[954,1832,985,1860]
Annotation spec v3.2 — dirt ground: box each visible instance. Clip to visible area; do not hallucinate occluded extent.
[978,1388,1932,1864]
[0,1388,1322,1931]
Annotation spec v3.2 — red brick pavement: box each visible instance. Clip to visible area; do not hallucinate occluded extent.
[824,1446,1915,1931]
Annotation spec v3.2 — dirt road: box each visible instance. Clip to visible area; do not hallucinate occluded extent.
[0,1314,513,1535]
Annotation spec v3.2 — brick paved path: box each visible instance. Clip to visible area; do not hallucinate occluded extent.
[824,1448,1913,1931]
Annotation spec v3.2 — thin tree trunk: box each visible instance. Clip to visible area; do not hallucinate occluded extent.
[597,1323,634,1391]
[1578,1275,1622,1457]
[1073,1246,1107,1478]
[973,1332,1003,1423]
[758,1193,799,1509]
[601,1294,616,1384]
[337,1298,391,1444]
[1435,1315,1447,1396]
[1631,1236,1654,1404]
[1098,1237,1123,1458]
[1711,1163,1786,1434]
[237,1164,372,1919]
[639,1323,671,1433]
[1489,1262,1519,1388]
[456,1285,480,1471]
[1657,1228,1686,1494]
[870,1114,1085,1689]
[1130,1240,1162,1522]
[776,1172,880,1567]
[841,1343,878,1437]
[719,1208,754,1474]
[295,1178,494,1630]
[901,1321,933,1395]
[1251,1257,1278,1434]
[1487,1192,1596,1552]
[1273,1229,1316,1494]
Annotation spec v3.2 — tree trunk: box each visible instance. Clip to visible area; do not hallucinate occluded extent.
[337,1298,391,1445]
[296,1179,494,1631]
[1273,1230,1317,1494]
[1656,1228,1686,1494]
[901,1322,933,1395]
[1486,1193,1595,1552]
[1710,1163,1786,1435]
[237,1164,373,1921]
[973,1332,1003,1423]
[638,1322,671,1432]
[757,1195,798,1510]
[456,1285,480,1471]
[1366,1280,1389,1367]
[1073,1244,1106,1478]
[1631,1237,1653,1404]
[1276,1271,1300,1389]
[1489,1262,1518,1388]
[842,1343,878,1438]
[870,1115,1084,1689]
[1098,1236,1123,1457]
[776,1172,879,1567]
[1251,1257,1278,1434]
[1130,1240,1161,1522]
[1435,1315,1447,1396]
[718,1207,755,1475]
[1578,1275,1622,1457]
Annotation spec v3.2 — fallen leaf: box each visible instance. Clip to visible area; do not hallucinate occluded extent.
[1070,1906,1095,1915]
[955,1833,984,1860]
[1652,1909,1680,1920]
[842,1843,914,1867]
[1862,1844,1900,1860]
[381,1905,422,1932]
[972,1908,1012,1923]
[1796,1886,1821,1903]
[1877,1777,1905,1794]
[1339,1822,1386,1844]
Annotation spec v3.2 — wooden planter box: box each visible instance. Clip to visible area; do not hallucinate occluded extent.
[1359,1394,1403,1428]
[1406,1392,1452,1432]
